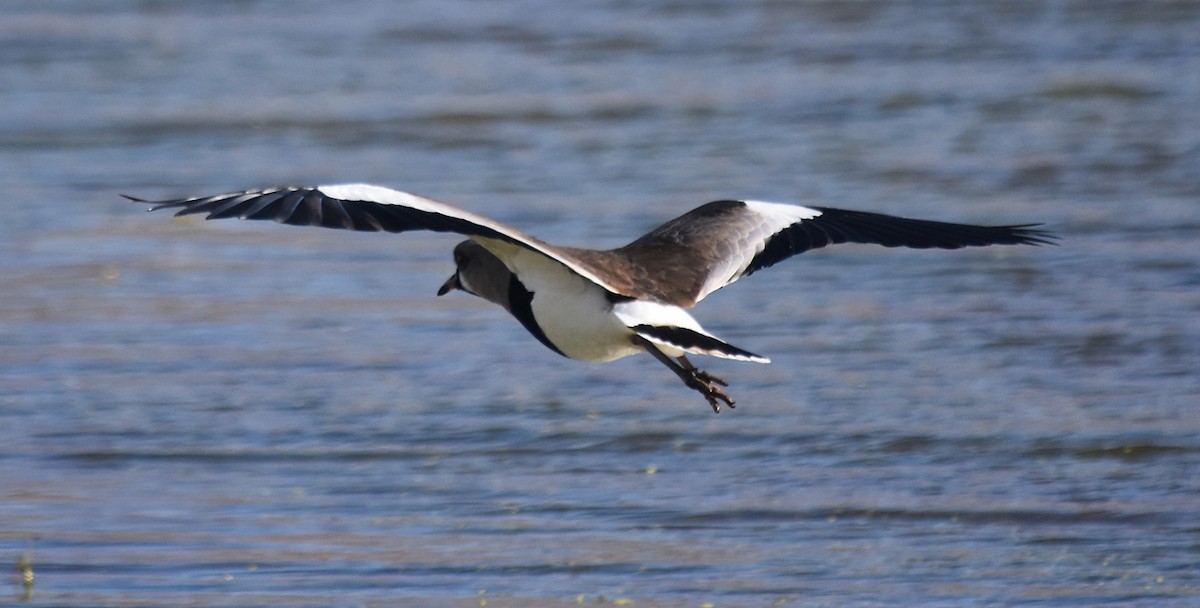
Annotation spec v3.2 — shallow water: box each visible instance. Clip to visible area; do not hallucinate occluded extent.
[2,1,1199,606]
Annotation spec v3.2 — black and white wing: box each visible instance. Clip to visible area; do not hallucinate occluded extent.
[616,199,1057,306]
[126,183,625,293]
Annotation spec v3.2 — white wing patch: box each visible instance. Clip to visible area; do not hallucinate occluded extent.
[694,200,823,302]
[317,183,626,295]
[317,183,516,234]
[318,183,448,211]
[742,200,823,225]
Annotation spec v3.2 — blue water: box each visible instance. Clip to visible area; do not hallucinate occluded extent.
[2,1,1198,606]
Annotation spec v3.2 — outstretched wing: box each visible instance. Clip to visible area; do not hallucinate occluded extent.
[126,183,626,294]
[613,200,1057,306]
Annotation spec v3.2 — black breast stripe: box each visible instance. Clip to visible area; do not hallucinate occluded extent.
[506,275,567,358]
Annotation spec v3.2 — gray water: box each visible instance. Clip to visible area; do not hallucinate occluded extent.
[2,1,1198,606]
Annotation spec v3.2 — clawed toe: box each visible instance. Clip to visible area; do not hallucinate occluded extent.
[685,369,736,413]
[695,370,729,387]
[702,387,736,413]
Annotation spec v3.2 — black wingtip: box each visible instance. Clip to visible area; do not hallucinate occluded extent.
[124,193,194,214]
[1008,224,1061,247]
[123,193,171,212]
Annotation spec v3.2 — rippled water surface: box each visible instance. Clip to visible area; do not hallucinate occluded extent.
[3,1,1199,606]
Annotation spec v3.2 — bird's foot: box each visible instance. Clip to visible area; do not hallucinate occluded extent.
[695,370,728,387]
[685,369,735,413]
[634,341,739,414]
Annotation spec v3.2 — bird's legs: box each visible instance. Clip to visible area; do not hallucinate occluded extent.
[634,337,736,413]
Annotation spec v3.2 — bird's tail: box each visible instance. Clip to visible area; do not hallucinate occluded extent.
[629,324,769,363]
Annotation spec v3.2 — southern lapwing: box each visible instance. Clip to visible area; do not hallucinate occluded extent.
[129,184,1055,412]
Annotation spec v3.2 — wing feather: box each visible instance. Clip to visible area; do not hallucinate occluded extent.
[129,187,1056,308]
[126,183,628,294]
[743,205,1057,277]
[612,199,1056,306]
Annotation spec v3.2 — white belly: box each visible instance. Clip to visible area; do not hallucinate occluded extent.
[528,275,643,362]
[483,242,636,362]
[478,238,708,362]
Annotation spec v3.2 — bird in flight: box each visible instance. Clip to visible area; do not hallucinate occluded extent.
[129,184,1055,412]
